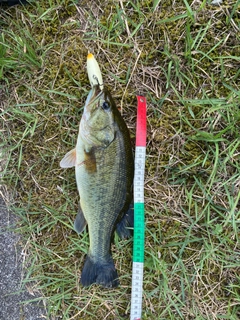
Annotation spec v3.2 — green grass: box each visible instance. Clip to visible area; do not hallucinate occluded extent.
[1,0,240,319]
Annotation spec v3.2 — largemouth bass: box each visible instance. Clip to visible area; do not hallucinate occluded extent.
[60,84,134,287]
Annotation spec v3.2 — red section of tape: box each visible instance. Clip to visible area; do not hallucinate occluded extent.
[136,96,147,147]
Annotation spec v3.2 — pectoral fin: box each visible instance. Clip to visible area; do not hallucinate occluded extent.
[60,148,76,168]
[74,205,87,234]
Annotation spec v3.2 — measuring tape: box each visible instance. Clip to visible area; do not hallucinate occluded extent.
[130,96,147,320]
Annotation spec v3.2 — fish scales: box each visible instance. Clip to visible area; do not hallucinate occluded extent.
[79,134,129,260]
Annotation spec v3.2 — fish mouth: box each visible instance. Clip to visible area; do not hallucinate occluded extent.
[82,84,104,127]
[85,84,103,109]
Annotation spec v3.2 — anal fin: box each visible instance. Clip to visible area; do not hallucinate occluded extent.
[74,205,87,234]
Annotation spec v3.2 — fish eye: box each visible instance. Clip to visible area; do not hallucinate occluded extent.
[102,101,110,110]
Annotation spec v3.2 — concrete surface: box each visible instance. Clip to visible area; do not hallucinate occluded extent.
[0,197,47,320]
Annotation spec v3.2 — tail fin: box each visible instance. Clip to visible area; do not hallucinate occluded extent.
[80,255,119,288]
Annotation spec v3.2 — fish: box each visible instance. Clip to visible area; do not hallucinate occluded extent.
[60,71,134,287]
[0,0,27,7]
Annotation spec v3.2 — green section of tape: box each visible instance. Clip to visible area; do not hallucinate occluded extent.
[133,202,145,263]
